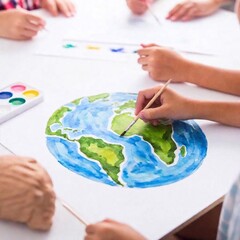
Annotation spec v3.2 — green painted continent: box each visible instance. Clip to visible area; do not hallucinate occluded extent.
[112,112,177,165]
[78,136,124,186]
[45,106,71,139]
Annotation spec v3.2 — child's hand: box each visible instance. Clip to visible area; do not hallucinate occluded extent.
[137,44,190,82]
[135,86,194,125]
[85,219,146,240]
[0,9,45,40]
[166,0,223,21]
[126,0,152,15]
[41,0,76,17]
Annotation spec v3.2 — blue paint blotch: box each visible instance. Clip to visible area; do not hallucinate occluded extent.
[0,91,13,99]
[110,48,124,53]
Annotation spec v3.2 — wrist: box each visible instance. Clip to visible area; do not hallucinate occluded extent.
[187,100,216,121]
[179,59,198,84]
[183,98,201,119]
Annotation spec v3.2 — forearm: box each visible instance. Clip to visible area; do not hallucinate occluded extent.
[188,100,240,127]
[185,61,240,96]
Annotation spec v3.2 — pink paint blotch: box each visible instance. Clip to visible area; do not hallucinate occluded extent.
[11,84,26,92]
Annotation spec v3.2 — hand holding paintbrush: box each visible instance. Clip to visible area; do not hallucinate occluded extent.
[120,79,171,137]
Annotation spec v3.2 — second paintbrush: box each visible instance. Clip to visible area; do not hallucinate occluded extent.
[120,79,172,137]
[146,3,161,26]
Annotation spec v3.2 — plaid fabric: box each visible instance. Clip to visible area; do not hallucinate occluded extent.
[0,0,40,10]
[217,173,240,240]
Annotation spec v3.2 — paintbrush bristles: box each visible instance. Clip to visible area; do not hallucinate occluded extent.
[120,79,172,137]
[120,131,127,137]
[120,118,138,137]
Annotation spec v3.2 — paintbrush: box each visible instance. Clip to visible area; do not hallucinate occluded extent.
[58,198,88,226]
[120,79,171,137]
[146,3,161,26]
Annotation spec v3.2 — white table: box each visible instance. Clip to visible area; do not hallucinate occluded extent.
[0,0,240,239]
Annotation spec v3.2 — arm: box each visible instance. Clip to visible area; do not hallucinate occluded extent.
[137,45,240,96]
[135,86,240,127]
[186,61,240,96]
[185,100,240,127]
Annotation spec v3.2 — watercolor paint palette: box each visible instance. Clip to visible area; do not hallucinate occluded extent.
[0,83,43,124]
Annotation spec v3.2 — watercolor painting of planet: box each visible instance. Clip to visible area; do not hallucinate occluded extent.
[46,93,207,188]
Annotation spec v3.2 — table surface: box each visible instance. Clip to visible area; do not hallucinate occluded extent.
[0,0,240,239]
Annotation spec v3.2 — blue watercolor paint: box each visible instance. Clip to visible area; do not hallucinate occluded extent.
[110,48,124,53]
[0,91,13,99]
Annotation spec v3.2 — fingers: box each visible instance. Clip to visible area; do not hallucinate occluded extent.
[55,0,76,17]
[137,47,151,56]
[166,3,184,20]
[138,45,162,56]
[166,2,195,21]
[137,46,159,72]
[20,23,43,40]
[138,55,149,70]
[85,224,95,235]
[24,22,42,33]
[85,222,106,240]
[137,48,149,70]
[66,1,76,16]
[139,107,165,121]
[135,87,160,115]
[42,0,58,16]
[56,1,69,16]
[27,13,45,26]
[84,236,95,240]
[181,7,197,21]
[141,43,158,48]
[42,0,76,17]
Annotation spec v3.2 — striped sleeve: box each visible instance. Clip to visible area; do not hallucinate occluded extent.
[217,173,240,240]
[0,0,41,10]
